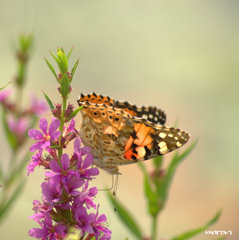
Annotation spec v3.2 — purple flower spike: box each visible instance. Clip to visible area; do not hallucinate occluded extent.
[28,118,61,152]
[28,116,111,239]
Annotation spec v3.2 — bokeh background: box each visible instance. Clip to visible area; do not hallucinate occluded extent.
[0,0,239,239]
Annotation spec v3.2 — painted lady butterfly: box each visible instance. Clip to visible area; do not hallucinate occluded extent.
[77,93,189,175]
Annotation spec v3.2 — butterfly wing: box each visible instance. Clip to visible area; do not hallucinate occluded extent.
[78,93,166,125]
[123,118,189,162]
[114,101,166,125]
[78,93,189,174]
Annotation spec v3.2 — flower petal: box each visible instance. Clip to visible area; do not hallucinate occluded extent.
[39,118,48,135]
[74,137,81,153]
[83,154,93,169]
[40,140,51,150]
[30,142,43,152]
[49,160,61,173]
[28,228,47,238]
[51,130,61,141]
[98,214,107,223]
[49,118,60,136]
[61,153,70,170]
[89,187,98,197]
[85,168,99,177]
[28,129,43,140]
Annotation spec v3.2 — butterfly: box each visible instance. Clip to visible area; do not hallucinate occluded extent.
[77,93,189,175]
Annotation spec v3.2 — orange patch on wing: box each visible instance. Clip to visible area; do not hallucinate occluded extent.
[125,136,134,151]
[134,125,151,146]
[124,148,135,160]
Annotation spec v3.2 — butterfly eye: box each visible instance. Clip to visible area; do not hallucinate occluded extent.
[114,117,120,121]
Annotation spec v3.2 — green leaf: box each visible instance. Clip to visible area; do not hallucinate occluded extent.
[158,140,197,203]
[45,58,58,80]
[144,174,159,216]
[57,50,68,74]
[69,106,83,120]
[1,111,18,150]
[71,58,79,78]
[50,51,59,65]
[106,192,143,239]
[43,91,54,110]
[171,210,221,240]
[60,73,70,97]
[67,47,74,60]
[0,178,26,222]
[153,155,163,169]
[0,81,11,90]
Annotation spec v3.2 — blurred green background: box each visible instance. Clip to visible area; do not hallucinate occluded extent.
[0,0,239,239]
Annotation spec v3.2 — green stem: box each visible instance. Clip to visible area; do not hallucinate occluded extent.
[58,97,67,164]
[151,215,158,240]
[7,151,17,180]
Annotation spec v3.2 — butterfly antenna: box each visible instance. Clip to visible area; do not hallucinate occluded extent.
[113,174,119,212]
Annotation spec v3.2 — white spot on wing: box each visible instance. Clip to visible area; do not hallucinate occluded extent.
[158,141,168,154]
[159,133,167,138]
[176,141,182,147]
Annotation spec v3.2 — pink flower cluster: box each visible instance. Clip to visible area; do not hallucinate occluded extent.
[27,118,111,240]
[0,90,48,147]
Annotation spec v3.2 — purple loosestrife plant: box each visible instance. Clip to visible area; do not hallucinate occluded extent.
[27,48,111,240]
[0,35,48,223]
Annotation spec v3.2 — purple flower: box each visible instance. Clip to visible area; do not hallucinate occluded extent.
[49,153,71,179]
[29,212,66,240]
[0,89,11,103]
[41,180,62,205]
[32,200,52,213]
[74,137,91,157]
[28,118,61,152]
[73,138,99,180]
[27,151,42,175]
[30,94,48,116]
[74,206,94,234]
[8,116,29,135]
[62,174,84,197]
[73,181,97,210]
[92,206,112,240]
